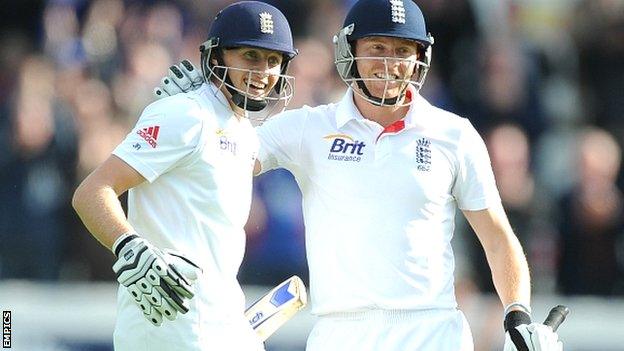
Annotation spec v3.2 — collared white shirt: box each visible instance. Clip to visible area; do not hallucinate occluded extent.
[257,88,501,315]
[113,83,258,326]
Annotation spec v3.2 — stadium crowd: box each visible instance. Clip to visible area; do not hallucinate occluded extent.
[1,0,623,304]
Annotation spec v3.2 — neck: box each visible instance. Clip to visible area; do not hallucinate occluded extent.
[228,101,246,120]
[213,80,246,120]
[353,91,410,128]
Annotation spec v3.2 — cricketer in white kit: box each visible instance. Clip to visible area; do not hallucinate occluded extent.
[72,2,297,350]
[111,83,260,350]
[258,86,483,351]
[258,1,562,349]
[155,0,564,350]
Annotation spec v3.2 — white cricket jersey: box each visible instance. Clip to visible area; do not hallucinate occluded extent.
[112,83,261,350]
[257,88,501,315]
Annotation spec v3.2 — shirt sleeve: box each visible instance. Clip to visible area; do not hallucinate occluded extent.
[452,119,501,210]
[256,107,308,174]
[112,96,205,182]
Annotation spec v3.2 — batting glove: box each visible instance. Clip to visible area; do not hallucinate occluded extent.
[112,234,202,326]
[153,59,203,99]
[503,311,563,351]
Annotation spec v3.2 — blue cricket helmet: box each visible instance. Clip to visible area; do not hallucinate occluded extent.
[208,1,297,59]
[344,0,433,47]
[333,0,435,105]
[199,1,297,119]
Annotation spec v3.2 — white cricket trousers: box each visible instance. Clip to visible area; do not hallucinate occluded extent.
[113,286,264,351]
[114,318,264,351]
[306,308,474,351]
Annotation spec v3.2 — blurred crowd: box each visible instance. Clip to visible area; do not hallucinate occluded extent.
[1,0,623,304]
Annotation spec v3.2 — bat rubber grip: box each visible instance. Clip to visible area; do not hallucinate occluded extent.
[543,305,569,331]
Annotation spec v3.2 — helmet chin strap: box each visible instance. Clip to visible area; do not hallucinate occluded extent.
[231,93,267,112]
[352,65,401,106]
[212,50,268,112]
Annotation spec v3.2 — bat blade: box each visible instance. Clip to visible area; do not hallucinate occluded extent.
[245,275,308,341]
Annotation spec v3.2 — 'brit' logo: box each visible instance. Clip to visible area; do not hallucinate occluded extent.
[217,129,237,155]
[390,0,406,24]
[416,137,431,171]
[324,134,366,162]
[259,12,274,34]
[137,126,160,148]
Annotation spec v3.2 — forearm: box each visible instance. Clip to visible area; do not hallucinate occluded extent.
[463,206,531,310]
[484,232,531,309]
[72,180,134,252]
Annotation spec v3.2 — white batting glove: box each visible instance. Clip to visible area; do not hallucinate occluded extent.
[153,59,203,99]
[112,234,202,326]
[503,311,563,351]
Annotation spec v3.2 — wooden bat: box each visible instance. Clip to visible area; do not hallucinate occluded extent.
[244,275,308,341]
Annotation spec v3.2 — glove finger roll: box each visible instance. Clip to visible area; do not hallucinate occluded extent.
[154,259,194,299]
[154,87,166,99]
[155,298,178,321]
[155,283,189,314]
[127,284,143,302]
[160,77,183,96]
[180,60,203,87]
[145,308,163,326]
[169,65,192,90]
[136,277,154,294]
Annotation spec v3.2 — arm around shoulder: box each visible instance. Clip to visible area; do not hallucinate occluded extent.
[256,106,310,174]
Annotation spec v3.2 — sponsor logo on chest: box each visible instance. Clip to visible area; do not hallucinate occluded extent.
[323,134,366,162]
[216,128,237,156]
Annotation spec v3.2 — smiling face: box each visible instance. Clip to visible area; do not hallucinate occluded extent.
[353,36,420,100]
[219,47,284,100]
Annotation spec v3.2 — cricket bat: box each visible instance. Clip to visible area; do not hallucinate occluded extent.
[245,275,308,341]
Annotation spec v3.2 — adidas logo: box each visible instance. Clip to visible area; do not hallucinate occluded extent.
[137,126,160,148]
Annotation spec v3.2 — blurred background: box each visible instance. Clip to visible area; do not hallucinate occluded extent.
[1,0,623,350]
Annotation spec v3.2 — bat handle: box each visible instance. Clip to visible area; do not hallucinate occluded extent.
[543,305,569,332]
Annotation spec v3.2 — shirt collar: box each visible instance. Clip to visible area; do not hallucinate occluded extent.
[335,88,363,129]
[198,82,242,122]
[404,88,431,129]
[201,82,230,109]
[334,85,430,130]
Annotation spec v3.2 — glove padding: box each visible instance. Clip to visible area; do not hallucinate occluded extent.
[153,59,203,99]
[113,237,202,326]
[504,323,563,351]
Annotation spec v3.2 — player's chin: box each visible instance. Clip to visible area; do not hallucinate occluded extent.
[367,87,402,101]
[246,92,269,101]
[244,89,270,100]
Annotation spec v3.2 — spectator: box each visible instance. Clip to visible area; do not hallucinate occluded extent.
[460,124,556,294]
[557,128,624,295]
[0,56,78,279]
[572,0,624,134]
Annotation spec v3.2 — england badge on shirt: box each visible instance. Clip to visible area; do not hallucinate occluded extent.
[416,137,431,171]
